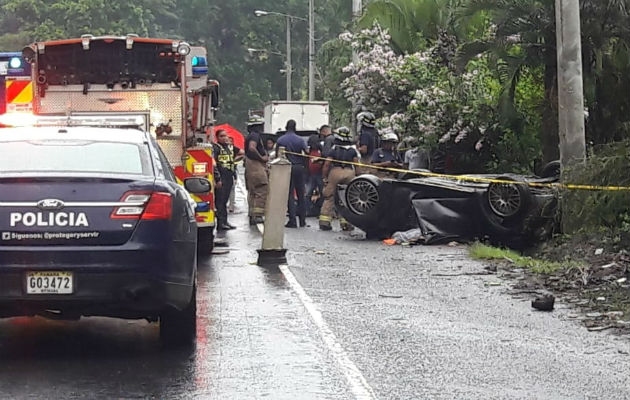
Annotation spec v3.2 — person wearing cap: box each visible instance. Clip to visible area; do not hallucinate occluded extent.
[244,115,269,225]
[319,126,360,231]
[213,129,240,231]
[371,129,403,178]
[357,111,380,173]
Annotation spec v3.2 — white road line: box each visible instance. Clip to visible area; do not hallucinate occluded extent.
[279,264,377,400]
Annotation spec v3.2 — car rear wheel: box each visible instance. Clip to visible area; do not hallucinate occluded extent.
[160,285,197,347]
[480,177,533,240]
[346,176,381,216]
[486,177,531,218]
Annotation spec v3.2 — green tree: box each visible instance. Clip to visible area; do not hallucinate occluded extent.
[459,0,559,164]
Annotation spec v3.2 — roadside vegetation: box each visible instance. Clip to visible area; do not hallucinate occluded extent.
[470,243,564,275]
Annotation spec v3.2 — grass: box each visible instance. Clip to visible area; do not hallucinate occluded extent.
[469,243,564,275]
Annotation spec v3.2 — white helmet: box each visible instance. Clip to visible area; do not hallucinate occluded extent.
[381,128,399,143]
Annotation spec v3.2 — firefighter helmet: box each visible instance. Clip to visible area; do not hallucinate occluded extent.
[381,128,399,143]
[357,111,376,128]
[334,126,352,142]
[247,115,264,127]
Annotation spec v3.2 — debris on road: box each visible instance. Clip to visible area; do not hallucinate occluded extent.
[532,294,555,311]
[378,294,404,299]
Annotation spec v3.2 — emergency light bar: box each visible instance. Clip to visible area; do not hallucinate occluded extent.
[0,114,146,130]
[191,56,208,76]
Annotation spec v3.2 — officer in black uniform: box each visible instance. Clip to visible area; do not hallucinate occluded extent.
[319,127,360,231]
[213,129,238,230]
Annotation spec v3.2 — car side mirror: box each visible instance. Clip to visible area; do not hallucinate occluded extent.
[184,177,211,194]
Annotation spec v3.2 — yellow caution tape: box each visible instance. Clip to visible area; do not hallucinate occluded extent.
[284,150,630,192]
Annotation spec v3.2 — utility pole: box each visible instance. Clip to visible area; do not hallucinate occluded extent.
[286,16,292,101]
[351,0,362,134]
[308,0,315,101]
[352,0,362,64]
[555,0,586,233]
[555,0,586,169]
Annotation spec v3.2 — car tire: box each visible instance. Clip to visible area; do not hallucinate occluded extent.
[485,176,532,220]
[160,285,197,348]
[197,227,214,254]
[480,177,532,239]
[540,160,561,179]
[343,175,382,223]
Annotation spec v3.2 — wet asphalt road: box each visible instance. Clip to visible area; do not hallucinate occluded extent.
[0,184,629,399]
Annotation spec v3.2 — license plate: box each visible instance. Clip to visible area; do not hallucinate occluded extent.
[26,271,73,295]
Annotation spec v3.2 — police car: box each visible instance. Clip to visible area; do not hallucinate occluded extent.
[0,124,208,345]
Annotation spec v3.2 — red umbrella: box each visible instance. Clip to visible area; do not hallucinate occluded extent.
[214,124,245,149]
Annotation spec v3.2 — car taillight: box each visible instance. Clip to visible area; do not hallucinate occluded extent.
[111,192,151,219]
[141,192,172,220]
[111,192,172,220]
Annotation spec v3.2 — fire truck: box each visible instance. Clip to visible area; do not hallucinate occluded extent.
[20,35,220,250]
[0,52,33,115]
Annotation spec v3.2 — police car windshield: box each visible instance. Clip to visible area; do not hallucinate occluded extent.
[0,140,150,175]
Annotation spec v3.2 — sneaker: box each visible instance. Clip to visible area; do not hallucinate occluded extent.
[285,221,298,228]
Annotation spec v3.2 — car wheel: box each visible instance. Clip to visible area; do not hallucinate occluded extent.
[160,285,197,348]
[345,175,381,217]
[197,227,214,254]
[540,160,561,179]
[480,177,533,240]
[485,177,531,219]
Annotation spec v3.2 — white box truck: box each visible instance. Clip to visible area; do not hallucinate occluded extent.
[263,101,329,136]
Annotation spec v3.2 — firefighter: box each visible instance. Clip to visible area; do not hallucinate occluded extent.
[244,115,269,225]
[371,129,403,179]
[319,127,360,231]
[357,111,380,173]
[213,129,238,230]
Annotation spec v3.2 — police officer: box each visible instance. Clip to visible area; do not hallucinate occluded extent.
[213,129,238,230]
[244,116,269,225]
[371,129,403,179]
[276,119,308,228]
[319,127,360,231]
[357,111,380,173]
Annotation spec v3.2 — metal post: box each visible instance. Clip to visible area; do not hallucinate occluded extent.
[257,147,292,266]
[555,0,586,168]
[286,16,292,101]
[308,0,315,101]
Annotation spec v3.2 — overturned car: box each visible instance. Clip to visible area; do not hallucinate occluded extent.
[335,170,560,248]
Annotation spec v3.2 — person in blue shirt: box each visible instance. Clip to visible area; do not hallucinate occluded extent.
[371,129,403,178]
[276,119,309,228]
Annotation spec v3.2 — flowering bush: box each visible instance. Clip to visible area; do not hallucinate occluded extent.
[340,23,539,173]
[340,25,404,115]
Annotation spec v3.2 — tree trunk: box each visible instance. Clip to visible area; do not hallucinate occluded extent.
[541,63,560,164]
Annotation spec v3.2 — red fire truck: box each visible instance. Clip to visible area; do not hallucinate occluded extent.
[21,35,220,250]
